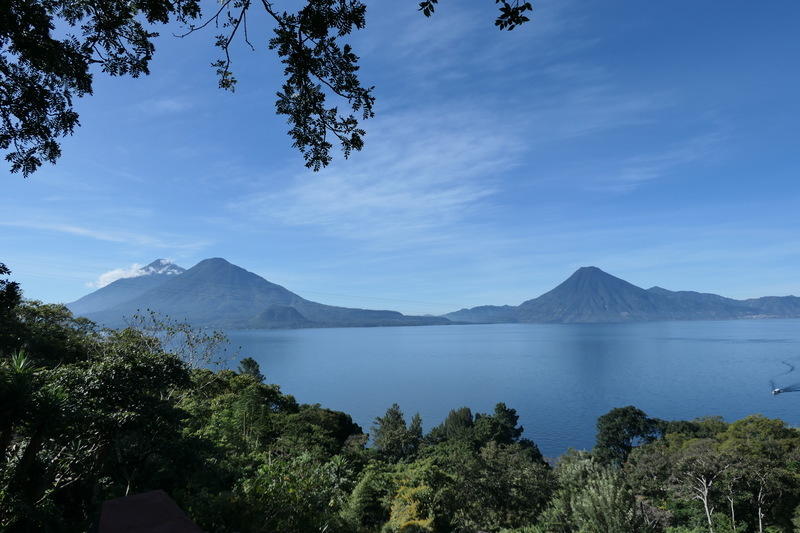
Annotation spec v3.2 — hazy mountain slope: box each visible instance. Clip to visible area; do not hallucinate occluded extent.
[67,259,186,315]
[79,258,449,329]
[645,286,759,319]
[743,295,800,317]
[248,305,313,329]
[293,300,447,327]
[443,305,519,324]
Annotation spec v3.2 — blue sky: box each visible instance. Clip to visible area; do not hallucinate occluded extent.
[2,0,800,315]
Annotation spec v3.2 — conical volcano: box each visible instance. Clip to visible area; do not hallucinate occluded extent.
[516,266,664,323]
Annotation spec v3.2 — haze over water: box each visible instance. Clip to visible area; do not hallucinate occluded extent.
[229,319,800,458]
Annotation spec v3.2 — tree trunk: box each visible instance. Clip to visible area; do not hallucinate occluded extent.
[757,492,763,533]
[700,482,714,533]
[703,495,714,533]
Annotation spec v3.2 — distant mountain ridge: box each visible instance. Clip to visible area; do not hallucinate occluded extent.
[68,258,450,329]
[446,266,800,324]
[69,261,800,328]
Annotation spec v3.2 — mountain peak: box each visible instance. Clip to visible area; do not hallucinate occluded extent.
[447,267,800,324]
[570,266,606,277]
[67,259,185,315]
[190,257,238,274]
[196,257,231,267]
[72,257,450,329]
[516,266,659,323]
[143,259,185,275]
[145,258,170,269]
[194,257,245,270]
[562,266,625,287]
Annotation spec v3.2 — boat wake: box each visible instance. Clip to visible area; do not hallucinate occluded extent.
[770,360,800,394]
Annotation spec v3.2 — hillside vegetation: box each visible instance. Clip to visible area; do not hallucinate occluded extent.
[2,264,800,532]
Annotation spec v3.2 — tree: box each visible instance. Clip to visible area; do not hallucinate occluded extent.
[0,321,192,530]
[236,453,354,533]
[427,406,474,443]
[0,263,21,313]
[372,404,422,463]
[455,441,553,530]
[0,262,22,354]
[409,413,423,452]
[718,458,745,533]
[0,351,36,462]
[342,463,394,530]
[474,402,525,446]
[670,439,730,533]
[569,468,644,533]
[594,406,661,465]
[625,440,673,501]
[717,416,799,533]
[385,484,436,533]
[237,356,264,382]
[2,0,533,177]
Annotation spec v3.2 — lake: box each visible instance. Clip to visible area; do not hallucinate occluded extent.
[227,320,800,458]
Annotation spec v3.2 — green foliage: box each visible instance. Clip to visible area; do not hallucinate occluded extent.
[454,441,553,531]
[235,453,354,533]
[569,468,643,533]
[594,406,661,465]
[0,263,22,353]
[373,404,423,463]
[425,402,544,464]
[792,502,800,531]
[0,0,200,175]
[474,402,525,445]
[343,463,395,531]
[0,317,192,530]
[427,406,474,443]
[3,270,800,533]
[384,484,436,532]
[3,1,533,177]
[238,356,265,382]
[387,457,458,532]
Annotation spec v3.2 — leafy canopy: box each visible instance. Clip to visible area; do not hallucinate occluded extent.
[2,0,534,177]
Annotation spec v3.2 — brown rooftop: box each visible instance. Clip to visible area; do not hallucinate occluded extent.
[98,490,203,533]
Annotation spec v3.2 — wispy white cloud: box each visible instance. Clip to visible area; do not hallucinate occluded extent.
[229,60,679,254]
[0,220,210,251]
[87,259,182,288]
[233,106,523,248]
[588,133,725,192]
[138,97,193,115]
[366,0,588,82]
[88,263,147,288]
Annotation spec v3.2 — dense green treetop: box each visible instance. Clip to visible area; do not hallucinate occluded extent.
[594,405,662,465]
[237,356,265,382]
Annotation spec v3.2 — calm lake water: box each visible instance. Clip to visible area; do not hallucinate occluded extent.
[227,320,800,458]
